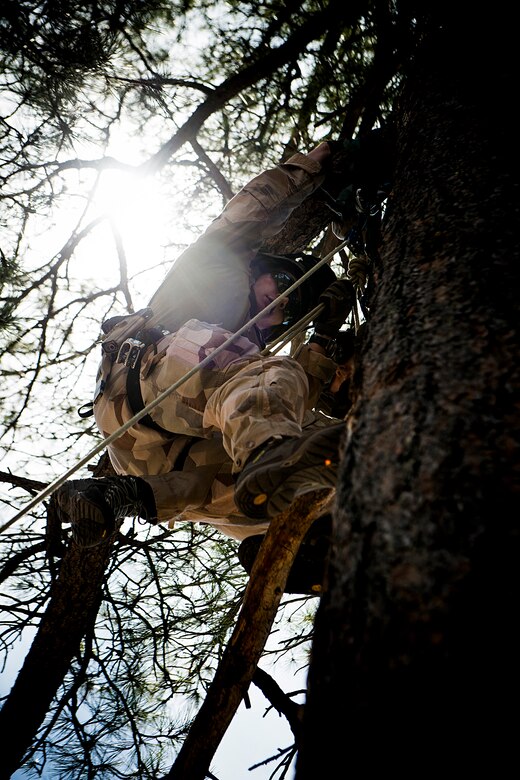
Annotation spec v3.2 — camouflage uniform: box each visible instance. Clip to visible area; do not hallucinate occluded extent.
[93,152,338,540]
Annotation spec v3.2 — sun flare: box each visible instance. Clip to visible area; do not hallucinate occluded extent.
[89,167,167,283]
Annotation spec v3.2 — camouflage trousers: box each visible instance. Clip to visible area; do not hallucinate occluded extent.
[140,435,267,540]
[94,319,316,538]
[138,319,309,469]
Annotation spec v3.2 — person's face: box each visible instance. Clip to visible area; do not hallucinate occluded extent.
[252,273,289,329]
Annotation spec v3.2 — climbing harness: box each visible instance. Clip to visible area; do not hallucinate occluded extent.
[0,238,350,533]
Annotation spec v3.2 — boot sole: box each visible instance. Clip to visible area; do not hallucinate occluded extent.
[56,484,115,548]
[235,423,345,519]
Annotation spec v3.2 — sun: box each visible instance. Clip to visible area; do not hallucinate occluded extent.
[68,136,210,299]
[85,165,168,288]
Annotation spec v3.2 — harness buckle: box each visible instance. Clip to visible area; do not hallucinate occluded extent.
[117,338,145,369]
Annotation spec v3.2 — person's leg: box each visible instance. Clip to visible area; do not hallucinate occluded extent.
[55,434,236,549]
[203,354,309,470]
[56,434,263,548]
[204,355,346,520]
[143,437,273,540]
[141,437,235,523]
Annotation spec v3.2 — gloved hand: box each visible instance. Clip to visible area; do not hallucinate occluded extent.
[313,279,355,339]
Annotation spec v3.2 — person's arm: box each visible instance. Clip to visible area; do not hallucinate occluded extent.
[201,142,332,255]
[147,143,333,334]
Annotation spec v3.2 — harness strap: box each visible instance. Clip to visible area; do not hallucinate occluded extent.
[125,347,201,470]
[126,360,171,436]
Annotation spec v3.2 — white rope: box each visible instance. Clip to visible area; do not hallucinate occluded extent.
[1,238,349,533]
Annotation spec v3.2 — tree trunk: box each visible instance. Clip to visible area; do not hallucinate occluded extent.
[0,523,112,780]
[298,9,519,778]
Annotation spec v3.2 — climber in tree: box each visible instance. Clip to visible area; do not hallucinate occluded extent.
[55,141,356,548]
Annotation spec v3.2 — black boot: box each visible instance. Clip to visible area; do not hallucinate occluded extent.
[234,423,345,520]
[55,476,156,549]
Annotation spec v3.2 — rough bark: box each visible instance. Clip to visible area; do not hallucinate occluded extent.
[298,9,519,778]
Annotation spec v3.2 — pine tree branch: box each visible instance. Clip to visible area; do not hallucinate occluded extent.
[142,0,359,174]
[252,666,304,740]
